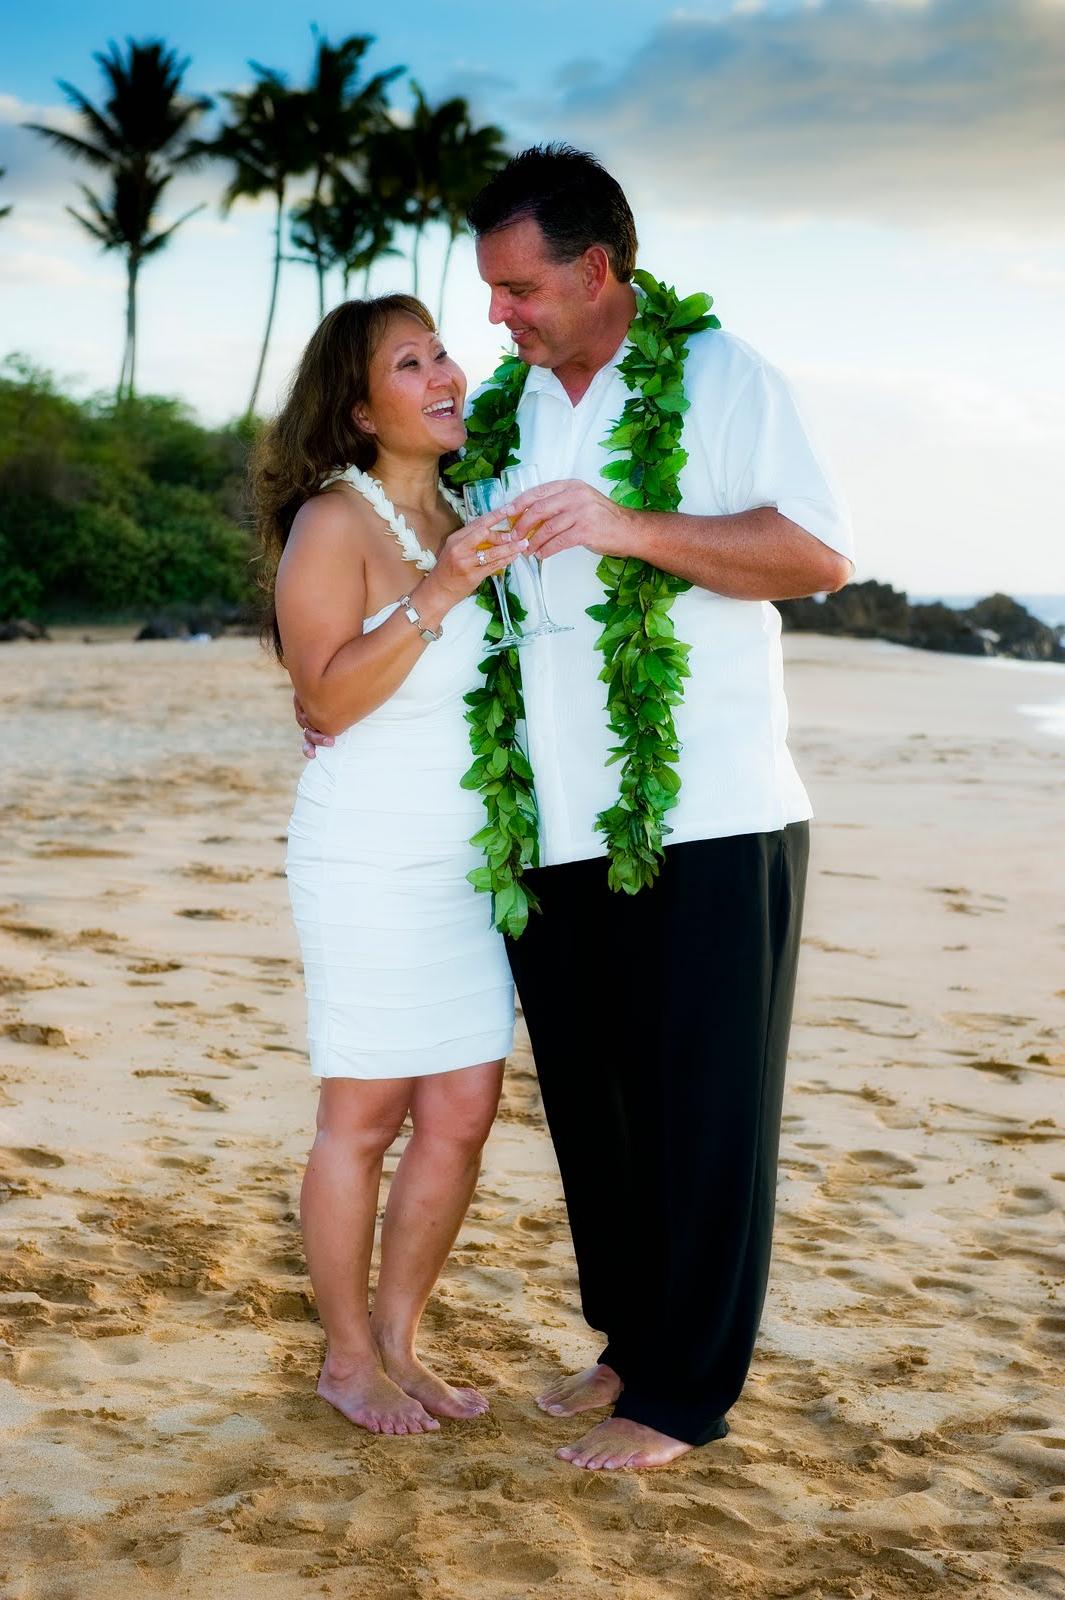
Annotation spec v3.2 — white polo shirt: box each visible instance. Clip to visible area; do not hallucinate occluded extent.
[477,325,853,869]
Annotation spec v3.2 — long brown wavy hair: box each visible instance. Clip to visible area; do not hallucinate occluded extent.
[249,294,436,659]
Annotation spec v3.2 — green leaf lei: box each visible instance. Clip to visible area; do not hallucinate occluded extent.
[445,270,719,935]
[446,356,541,939]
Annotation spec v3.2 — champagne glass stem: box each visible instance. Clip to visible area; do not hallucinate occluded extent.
[491,571,518,640]
[521,554,573,635]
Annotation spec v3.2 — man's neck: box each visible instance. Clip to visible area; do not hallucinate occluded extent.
[552,282,638,406]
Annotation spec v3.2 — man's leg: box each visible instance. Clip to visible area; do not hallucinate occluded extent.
[536,824,808,1467]
[604,822,809,1449]
[505,853,650,1353]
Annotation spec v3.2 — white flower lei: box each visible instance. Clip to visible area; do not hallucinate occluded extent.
[336,465,465,571]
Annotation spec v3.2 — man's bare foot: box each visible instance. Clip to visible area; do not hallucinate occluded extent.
[373,1332,489,1421]
[317,1355,439,1435]
[536,1363,622,1417]
[556,1417,692,1471]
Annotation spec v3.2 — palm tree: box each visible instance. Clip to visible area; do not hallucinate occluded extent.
[436,112,508,325]
[69,166,202,398]
[191,70,313,420]
[25,39,210,399]
[289,173,400,303]
[369,85,507,313]
[301,31,402,319]
[0,169,11,223]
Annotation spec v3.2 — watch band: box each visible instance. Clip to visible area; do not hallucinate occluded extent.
[399,594,442,643]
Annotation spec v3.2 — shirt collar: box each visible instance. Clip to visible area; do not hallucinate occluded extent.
[518,302,639,403]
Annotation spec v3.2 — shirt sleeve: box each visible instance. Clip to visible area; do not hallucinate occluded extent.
[711,353,854,562]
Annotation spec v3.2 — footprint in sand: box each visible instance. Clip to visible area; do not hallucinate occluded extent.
[176,908,238,921]
[3,1022,69,1047]
[171,1088,227,1112]
[1001,1186,1057,1217]
[33,844,131,859]
[5,1146,65,1168]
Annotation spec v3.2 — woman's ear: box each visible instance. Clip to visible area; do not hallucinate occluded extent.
[353,404,375,436]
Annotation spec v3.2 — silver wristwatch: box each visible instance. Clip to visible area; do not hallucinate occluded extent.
[399,593,442,643]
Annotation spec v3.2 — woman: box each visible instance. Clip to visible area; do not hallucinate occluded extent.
[251,295,527,1437]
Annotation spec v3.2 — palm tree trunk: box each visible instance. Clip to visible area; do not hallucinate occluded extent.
[247,188,285,421]
[117,254,134,401]
[411,221,424,298]
[313,166,326,321]
[361,262,371,296]
[126,254,140,400]
[437,227,458,327]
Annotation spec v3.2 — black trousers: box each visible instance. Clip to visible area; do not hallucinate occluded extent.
[505,823,809,1446]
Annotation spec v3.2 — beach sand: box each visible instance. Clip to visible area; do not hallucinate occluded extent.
[1,631,1063,1600]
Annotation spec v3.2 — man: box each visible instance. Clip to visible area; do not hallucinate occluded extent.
[305,144,853,1471]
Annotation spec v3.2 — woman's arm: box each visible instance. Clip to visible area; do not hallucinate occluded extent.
[276,493,524,737]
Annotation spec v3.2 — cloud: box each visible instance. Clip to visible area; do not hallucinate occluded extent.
[0,248,120,291]
[557,0,1065,230]
[0,93,84,204]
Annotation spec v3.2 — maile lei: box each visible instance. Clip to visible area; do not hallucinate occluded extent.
[446,270,719,937]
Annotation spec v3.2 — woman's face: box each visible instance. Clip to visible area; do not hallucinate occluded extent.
[357,314,467,459]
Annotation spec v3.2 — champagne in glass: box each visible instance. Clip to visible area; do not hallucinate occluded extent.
[500,464,573,637]
[461,478,527,653]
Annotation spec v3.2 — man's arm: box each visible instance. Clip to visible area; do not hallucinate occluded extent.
[509,482,852,600]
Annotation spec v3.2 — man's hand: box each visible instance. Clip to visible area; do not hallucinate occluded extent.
[294,691,334,760]
[506,480,637,561]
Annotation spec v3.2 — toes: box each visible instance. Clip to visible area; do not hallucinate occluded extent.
[602,1454,635,1471]
[555,1444,579,1461]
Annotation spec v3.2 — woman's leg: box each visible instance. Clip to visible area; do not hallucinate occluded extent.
[371,1059,504,1418]
[300,1075,439,1435]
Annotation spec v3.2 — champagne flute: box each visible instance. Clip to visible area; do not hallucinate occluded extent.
[462,477,527,653]
[500,464,573,637]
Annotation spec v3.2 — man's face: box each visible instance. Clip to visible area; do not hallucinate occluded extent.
[475,216,594,370]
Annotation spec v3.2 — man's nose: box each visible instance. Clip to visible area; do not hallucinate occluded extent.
[488,290,508,325]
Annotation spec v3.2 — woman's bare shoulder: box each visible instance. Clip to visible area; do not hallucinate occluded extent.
[280,482,380,573]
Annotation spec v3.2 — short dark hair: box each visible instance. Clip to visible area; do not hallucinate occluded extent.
[467,143,638,283]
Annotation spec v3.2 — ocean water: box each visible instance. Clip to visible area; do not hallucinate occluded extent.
[911,594,1065,630]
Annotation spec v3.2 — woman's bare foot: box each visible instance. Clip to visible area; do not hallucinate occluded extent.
[556,1416,692,1471]
[373,1330,489,1420]
[536,1363,622,1417]
[316,1353,439,1435]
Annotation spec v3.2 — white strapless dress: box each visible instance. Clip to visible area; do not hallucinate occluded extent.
[286,595,515,1079]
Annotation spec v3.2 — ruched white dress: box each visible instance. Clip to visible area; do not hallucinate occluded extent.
[285,499,514,1079]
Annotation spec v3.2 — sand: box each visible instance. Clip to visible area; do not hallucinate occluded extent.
[0,630,1063,1600]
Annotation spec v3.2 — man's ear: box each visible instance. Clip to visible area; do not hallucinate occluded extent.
[582,246,611,299]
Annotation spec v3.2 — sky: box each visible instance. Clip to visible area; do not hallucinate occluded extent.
[1,0,1064,596]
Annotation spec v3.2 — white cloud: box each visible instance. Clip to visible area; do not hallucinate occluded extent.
[558,0,1065,230]
[0,249,120,290]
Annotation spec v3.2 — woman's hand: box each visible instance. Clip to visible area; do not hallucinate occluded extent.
[294,691,334,759]
[419,511,528,610]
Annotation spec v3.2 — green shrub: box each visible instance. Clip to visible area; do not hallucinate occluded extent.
[0,356,257,620]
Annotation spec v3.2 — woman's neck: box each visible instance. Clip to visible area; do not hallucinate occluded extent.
[370,448,443,516]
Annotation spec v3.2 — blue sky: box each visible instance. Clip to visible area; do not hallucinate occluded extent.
[2,0,1064,595]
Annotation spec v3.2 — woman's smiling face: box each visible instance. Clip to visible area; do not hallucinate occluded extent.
[357,313,468,456]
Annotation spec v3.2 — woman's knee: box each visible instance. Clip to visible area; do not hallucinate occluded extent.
[411,1068,502,1155]
[312,1082,409,1161]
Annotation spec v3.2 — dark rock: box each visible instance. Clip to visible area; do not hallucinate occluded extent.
[136,616,188,641]
[0,617,51,642]
[967,593,1063,662]
[135,600,258,641]
[779,582,1063,664]
[778,580,910,639]
[906,602,991,656]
